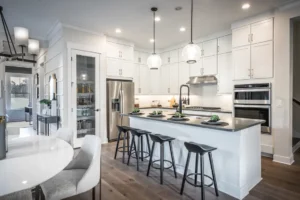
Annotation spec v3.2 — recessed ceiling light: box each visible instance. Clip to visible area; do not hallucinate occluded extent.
[242,3,250,10]
[150,39,155,43]
[155,16,161,22]
[115,28,122,33]
[180,27,186,32]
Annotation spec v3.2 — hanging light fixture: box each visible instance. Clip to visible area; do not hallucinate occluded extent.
[0,6,38,64]
[182,0,201,64]
[147,7,162,70]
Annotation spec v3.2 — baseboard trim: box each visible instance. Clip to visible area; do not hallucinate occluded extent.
[261,144,273,154]
[273,154,294,165]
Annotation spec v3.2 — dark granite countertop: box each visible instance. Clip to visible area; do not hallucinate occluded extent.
[139,107,232,114]
[128,111,264,132]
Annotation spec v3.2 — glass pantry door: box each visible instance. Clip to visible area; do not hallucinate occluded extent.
[71,50,100,146]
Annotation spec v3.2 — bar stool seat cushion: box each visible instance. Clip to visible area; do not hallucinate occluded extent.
[150,134,175,143]
[0,190,32,200]
[131,129,150,136]
[184,142,217,154]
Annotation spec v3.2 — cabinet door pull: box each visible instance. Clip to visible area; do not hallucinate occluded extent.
[251,69,254,78]
[168,88,170,93]
[168,57,170,63]
[251,34,254,43]
[217,46,220,53]
[138,57,141,63]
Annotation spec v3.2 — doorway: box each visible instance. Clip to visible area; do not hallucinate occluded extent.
[292,18,300,153]
[5,67,32,122]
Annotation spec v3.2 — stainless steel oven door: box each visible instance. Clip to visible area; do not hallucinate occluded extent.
[234,104,271,134]
[234,88,271,105]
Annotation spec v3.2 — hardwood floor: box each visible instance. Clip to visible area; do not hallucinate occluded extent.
[67,142,300,200]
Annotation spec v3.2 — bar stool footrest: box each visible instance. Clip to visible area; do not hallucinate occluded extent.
[151,160,174,170]
[185,173,214,188]
[117,146,129,153]
[131,151,150,159]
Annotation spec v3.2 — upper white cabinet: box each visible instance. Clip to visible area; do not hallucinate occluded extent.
[106,58,122,77]
[121,60,135,78]
[139,65,151,94]
[189,59,202,76]
[233,46,251,80]
[232,18,274,80]
[134,51,149,65]
[251,41,273,79]
[202,39,217,57]
[150,69,161,94]
[232,18,273,48]
[106,41,133,61]
[161,50,179,65]
[217,53,232,94]
[251,19,273,44]
[161,52,170,65]
[133,64,140,94]
[218,35,232,54]
[170,49,179,63]
[232,25,251,48]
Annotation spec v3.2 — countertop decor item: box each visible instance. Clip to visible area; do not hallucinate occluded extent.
[182,0,201,64]
[0,116,6,160]
[147,7,162,70]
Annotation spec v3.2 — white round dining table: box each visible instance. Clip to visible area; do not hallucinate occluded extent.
[0,135,74,197]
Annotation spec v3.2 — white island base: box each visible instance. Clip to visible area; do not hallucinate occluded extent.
[130,117,262,200]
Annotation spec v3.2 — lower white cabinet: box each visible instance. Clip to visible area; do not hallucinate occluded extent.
[233,46,251,80]
[217,53,232,94]
[251,41,273,79]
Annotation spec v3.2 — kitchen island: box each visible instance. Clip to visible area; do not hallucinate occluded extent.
[129,111,264,200]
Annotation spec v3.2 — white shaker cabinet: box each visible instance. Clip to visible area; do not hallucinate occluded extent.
[161,52,170,65]
[251,41,273,79]
[169,63,179,94]
[121,60,135,78]
[251,19,273,44]
[202,39,217,57]
[217,53,233,94]
[232,25,251,48]
[233,46,251,80]
[106,42,120,58]
[218,35,232,54]
[178,62,190,86]
[160,65,170,94]
[106,41,133,61]
[202,56,217,75]
[169,49,179,63]
[106,58,122,77]
[189,59,202,76]
[139,65,151,94]
[150,69,161,94]
[133,64,140,94]
[134,51,149,65]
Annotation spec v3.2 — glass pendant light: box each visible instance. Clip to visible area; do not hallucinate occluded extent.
[182,0,201,64]
[147,7,162,70]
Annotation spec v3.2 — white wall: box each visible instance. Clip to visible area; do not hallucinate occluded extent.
[272,1,300,164]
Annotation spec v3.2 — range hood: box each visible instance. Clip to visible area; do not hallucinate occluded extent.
[186,76,218,85]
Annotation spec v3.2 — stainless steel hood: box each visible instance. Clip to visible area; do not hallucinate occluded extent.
[186,76,218,85]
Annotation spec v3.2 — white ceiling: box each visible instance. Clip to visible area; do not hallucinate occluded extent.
[0,0,293,49]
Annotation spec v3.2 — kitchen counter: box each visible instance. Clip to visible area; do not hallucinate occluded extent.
[128,111,263,132]
[139,107,232,114]
[129,111,263,199]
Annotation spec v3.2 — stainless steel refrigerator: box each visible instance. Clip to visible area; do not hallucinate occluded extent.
[107,80,134,141]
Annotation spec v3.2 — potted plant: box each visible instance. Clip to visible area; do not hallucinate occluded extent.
[40,99,51,115]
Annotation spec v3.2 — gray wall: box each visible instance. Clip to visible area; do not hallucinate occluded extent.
[293,21,300,139]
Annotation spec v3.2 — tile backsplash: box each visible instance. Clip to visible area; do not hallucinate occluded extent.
[135,84,233,111]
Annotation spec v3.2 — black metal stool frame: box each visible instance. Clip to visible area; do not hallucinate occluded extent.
[180,151,219,200]
[127,132,151,171]
[147,140,177,185]
[114,127,131,164]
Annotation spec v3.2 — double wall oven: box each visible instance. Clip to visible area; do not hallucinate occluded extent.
[234,83,271,134]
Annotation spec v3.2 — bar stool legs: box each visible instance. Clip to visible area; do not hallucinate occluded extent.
[114,128,130,164]
[209,152,219,196]
[160,143,164,184]
[147,142,156,176]
[200,154,205,200]
[169,141,177,178]
[180,152,191,195]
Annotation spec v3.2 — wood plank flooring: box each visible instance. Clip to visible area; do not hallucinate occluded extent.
[67,142,300,200]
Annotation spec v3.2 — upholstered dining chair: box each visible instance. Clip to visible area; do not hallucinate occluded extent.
[54,128,73,146]
[0,189,32,200]
[39,135,101,200]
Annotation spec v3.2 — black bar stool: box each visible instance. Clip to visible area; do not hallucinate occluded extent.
[147,134,177,185]
[180,142,219,200]
[114,126,134,163]
[127,129,151,171]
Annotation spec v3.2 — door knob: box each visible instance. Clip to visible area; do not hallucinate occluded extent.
[95,109,100,112]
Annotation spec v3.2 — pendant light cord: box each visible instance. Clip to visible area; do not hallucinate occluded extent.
[153,10,156,54]
[190,0,193,44]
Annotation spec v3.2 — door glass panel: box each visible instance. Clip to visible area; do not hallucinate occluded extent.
[76,55,96,138]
